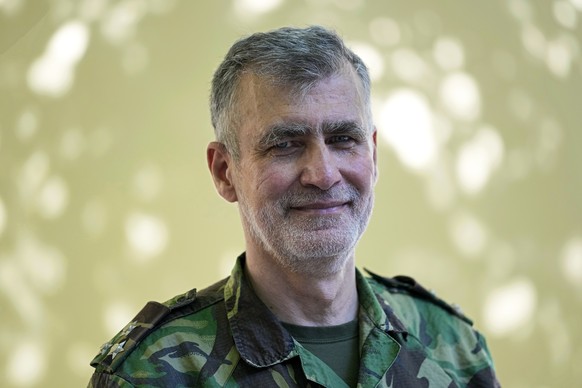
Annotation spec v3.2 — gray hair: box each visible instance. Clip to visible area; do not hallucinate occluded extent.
[209,25,372,159]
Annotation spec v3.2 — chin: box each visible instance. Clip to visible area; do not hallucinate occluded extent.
[272,238,357,277]
[284,254,352,278]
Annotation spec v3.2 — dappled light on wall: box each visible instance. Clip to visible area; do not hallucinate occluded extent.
[1,1,580,387]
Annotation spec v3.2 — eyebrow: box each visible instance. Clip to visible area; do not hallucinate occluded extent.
[321,121,367,141]
[257,123,310,150]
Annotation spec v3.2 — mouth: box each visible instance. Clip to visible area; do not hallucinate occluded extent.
[290,201,350,215]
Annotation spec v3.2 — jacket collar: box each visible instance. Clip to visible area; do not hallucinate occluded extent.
[356,269,409,337]
[224,253,297,367]
[224,253,408,367]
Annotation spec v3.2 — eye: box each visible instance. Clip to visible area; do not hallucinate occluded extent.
[329,135,351,143]
[328,135,356,147]
[268,140,301,156]
[273,141,291,149]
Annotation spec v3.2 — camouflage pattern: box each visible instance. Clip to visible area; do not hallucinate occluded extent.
[89,254,500,387]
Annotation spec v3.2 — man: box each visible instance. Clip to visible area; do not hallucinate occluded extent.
[89,26,499,387]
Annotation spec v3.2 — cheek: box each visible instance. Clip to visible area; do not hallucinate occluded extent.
[343,157,376,191]
[254,164,297,199]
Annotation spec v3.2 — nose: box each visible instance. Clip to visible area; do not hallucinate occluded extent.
[299,144,341,190]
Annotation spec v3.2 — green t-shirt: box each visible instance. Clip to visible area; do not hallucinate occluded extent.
[282,320,359,387]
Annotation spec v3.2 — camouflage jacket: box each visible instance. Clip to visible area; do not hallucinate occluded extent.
[89,254,500,387]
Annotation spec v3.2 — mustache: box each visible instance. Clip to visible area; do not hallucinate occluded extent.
[279,186,360,208]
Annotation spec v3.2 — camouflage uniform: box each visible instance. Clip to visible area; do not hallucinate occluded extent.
[89,254,500,387]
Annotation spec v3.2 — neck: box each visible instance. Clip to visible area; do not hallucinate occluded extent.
[244,249,359,326]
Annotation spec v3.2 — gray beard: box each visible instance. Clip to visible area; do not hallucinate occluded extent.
[238,185,374,277]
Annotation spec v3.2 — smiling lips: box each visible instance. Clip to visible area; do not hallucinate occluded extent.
[291,201,349,214]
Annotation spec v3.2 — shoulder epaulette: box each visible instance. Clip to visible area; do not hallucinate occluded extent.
[365,269,473,325]
[90,287,198,373]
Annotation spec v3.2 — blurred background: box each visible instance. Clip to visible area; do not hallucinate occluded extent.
[1,0,581,387]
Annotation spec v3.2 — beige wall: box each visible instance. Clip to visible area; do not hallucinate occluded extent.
[1,1,581,387]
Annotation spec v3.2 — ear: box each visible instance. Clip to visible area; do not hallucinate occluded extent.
[372,127,379,184]
[207,142,238,202]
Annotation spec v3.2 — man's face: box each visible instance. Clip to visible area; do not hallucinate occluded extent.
[228,69,377,276]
